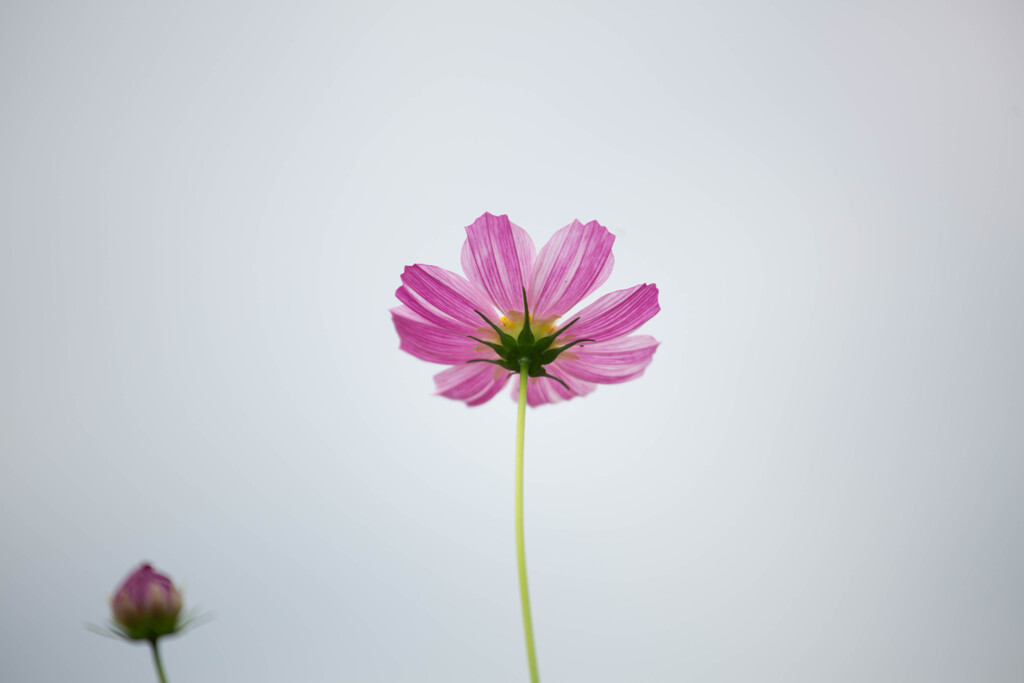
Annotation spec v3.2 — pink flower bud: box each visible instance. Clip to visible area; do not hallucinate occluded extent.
[111,563,183,641]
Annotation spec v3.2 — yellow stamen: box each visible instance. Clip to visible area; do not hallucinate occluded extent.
[498,311,558,337]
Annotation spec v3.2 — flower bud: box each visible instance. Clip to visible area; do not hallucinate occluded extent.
[111,563,183,641]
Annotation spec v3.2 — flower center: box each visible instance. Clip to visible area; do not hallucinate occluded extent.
[499,311,559,338]
[467,288,593,391]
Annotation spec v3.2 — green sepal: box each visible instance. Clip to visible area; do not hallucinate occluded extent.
[537,338,594,365]
[533,316,581,354]
[474,310,518,348]
[467,358,516,371]
[529,366,572,392]
[468,335,510,359]
[517,287,535,347]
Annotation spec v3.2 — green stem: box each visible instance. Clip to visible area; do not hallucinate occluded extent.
[516,364,540,683]
[149,638,169,683]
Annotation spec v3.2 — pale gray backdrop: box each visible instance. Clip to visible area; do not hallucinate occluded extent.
[1,1,1022,681]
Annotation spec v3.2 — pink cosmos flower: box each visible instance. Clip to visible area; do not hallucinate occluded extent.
[391,213,659,406]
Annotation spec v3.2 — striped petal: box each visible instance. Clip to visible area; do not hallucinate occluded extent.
[556,335,659,384]
[391,306,483,364]
[435,362,512,406]
[461,213,536,314]
[529,219,615,318]
[569,284,660,342]
[396,264,497,331]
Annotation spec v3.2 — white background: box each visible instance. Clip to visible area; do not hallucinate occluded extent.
[2,1,1022,681]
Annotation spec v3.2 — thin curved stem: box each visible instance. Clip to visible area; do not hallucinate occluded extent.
[149,638,169,683]
[516,364,540,683]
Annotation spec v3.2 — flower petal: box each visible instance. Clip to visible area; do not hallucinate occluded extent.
[569,284,660,341]
[529,219,615,318]
[391,306,483,364]
[435,362,512,406]
[461,213,536,314]
[556,335,659,384]
[396,264,497,331]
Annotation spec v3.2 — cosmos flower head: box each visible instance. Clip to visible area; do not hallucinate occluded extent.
[392,213,660,406]
[110,563,183,641]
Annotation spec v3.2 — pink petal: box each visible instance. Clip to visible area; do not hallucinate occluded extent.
[460,213,536,314]
[391,306,483,364]
[529,219,615,318]
[434,362,511,406]
[556,335,659,384]
[396,264,497,331]
[569,284,660,342]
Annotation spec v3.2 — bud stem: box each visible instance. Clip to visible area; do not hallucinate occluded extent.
[149,638,169,683]
[515,363,540,683]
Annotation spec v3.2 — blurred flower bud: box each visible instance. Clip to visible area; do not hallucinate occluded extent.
[110,563,183,641]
